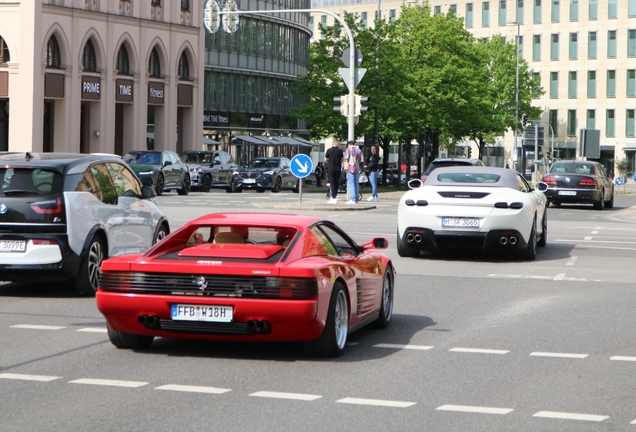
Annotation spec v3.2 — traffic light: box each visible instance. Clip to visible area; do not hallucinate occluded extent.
[333,95,349,117]
[521,113,528,126]
[467,146,472,158]
[354,95,369,116]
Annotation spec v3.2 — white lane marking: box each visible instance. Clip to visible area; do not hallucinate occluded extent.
[10,324,65,330]
[449,348,510,355]
[532,411,608,422]
[591,231,599,234]
[77,327,107,333]
[631,419,636,425]
[584,236,593,241]
[250,391,321,401]
[554,239,636,245]
[69,378,148,388]
[488,274,587,282]
[566,256,578,266]
[436,404,513,415]
[610,356,636,362]
[553,273,566,281]
[530,352,588,359]
[0,373,61,382]
[374,343,434,350]
[156,384,231,394]
[336,397,415,408]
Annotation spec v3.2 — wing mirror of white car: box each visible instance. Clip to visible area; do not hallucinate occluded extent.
[407,178,424,189]
[535,182,548,192]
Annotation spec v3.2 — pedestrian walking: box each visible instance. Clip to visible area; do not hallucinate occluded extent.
[314,162,324,188]
[366,145,380,202]
[343,141,362,204]
[324,140,344,204]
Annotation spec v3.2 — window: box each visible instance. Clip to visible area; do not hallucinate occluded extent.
[570,0,578,20]
[568,71,577,98]
[181,0,190,11]
[116,45,130,75]
[498,0,506,25]
[567,110,577,136]
[534,0,542,23]
[607,70,616,97]
[466,3,474,28]
[450,4,457,14]
[551,0,559,22]
[551,34,559,60]
[630,0,636,16]
[516,0,524,23]
[518,35,524,57]
[608,0,617,18]
[628,69,636,97]
[389,9,396,22]
[0,36,10,64]
[550,71,558,97]
[587,71,596,97]
[320,15,327,26]
[82,39,97,72]
[533,35,541,61]
[46,35,61,68]
[308,16,313,33]
[586,109,596,129]
[434,5,441,14]
[608,31,616,58]
[148,47,161,77]
[588,31,597,59]
[549,110,558,136]
[178,52,189,80]
[482,2,490,26]
[151,0,161,5]
[361,12,367,28]
[627,110,635,137]
[629,30,636,57]
[569,33,578,59]
[589,0,598,19]
[606,110,615,137]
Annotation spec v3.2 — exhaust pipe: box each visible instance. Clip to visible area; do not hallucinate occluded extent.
[407,233,415,242]
[138,315,160,329]
[414,234,422,243]
[138,315,148,325]
[509,236,518,245]
[500,237,508,245]
[247,320,271,334]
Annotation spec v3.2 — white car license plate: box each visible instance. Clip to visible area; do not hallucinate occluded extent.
[442,217,479,228]
[0,240,26,252]
[171,304,233,323]
[558,190,576,196]
[242,178,256,184]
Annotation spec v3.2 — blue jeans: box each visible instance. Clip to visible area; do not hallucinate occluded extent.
[369,170,379,198]
[347,171,360,201]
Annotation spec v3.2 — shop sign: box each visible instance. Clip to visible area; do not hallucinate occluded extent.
[0,72,7,97]
[44,73,65,99]
[203,112,230,126]
[148,82,164,105]
[81,76,101,101]
[116,79,133,103]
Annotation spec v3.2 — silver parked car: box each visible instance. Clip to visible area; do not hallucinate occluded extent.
[181,150,237,192]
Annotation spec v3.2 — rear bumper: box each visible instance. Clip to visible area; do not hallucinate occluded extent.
[402,227,529,251]
[544,189,601,203]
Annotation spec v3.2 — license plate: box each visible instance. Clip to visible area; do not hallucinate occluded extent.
[442,217,479,228]
[171,304,233,322]
[242,179,256,184]
[0,240,26,252]
[558,190,576,196]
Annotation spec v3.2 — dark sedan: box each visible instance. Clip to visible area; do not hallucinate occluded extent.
[124,151,190,196]
[541,161,614,209]
[229,157,298,193]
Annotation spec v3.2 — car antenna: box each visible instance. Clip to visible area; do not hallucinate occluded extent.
[25,152,34,160]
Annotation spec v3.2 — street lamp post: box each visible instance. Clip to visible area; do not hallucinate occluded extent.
[508,22,520,172]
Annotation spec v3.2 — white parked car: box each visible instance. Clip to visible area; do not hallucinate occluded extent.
[397,167,547,260]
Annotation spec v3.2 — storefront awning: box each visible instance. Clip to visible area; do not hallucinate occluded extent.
[233,135,270,145]
[291,137,315,146]
[203,136,220,145]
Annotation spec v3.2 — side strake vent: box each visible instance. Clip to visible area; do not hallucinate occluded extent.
[437,191,491,199]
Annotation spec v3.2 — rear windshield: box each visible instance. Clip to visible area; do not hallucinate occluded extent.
[436,172,501,184]
[124,153,161,165]
[0,168,63,196]
[186,225,297,248]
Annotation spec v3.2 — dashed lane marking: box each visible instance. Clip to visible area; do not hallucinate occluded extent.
[487,274,587,281]
[156,384,231,394]
[373,343,434,350]
[566,256,578,266]
[436,404,513,415]
[250,391,322,401]
[532,411,609,422]
[10,324,65,330]
[610,356,636,362]
[449,348,510,355]
[0,373,61,382]
[69,378,148,388]
[336,397,416,408]
[77,328,107,333]
[530,352,589,359]
[584,236,593,241]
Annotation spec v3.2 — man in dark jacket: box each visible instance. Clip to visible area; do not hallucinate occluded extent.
[324,140,344,203]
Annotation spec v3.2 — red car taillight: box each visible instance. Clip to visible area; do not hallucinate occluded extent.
[579,178,596,186]
[542,177,557,185]
[266,277,318,299]
[31,197,63,214]
[32,239,59,246]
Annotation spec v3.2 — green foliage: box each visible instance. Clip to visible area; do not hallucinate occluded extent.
[615,158,629,176]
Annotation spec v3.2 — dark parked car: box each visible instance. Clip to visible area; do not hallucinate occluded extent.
[541,160,614,209]
[123,150,190,196]
[0,152,169,295]
[181,150,237,192]
[421,158,485,182]
[230,157,298,193]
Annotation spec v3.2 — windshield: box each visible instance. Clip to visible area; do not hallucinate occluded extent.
[246,159,279,169]
[124,153,161,165]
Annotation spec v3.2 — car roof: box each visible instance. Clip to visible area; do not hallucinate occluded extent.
[187,212,322,229]
[0,152,124,173]
[430,158,482,164]
[425,166,520,189]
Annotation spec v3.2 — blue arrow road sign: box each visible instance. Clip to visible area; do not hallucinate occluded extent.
[290,154,313,179]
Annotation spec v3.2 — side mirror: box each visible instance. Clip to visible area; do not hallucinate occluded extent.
[535,182,548,192]
[163,161,172,167]
[141,185,157,199]
[361,237,389,250]
[213,160,221,165]
[407,179,424,189]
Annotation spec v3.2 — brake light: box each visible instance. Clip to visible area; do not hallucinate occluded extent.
[32,239,58,246]
[579,178,595,186]
[31,197,62,214]
[543,177,557,185]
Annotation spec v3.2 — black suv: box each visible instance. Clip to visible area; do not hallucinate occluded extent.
[0,153,169,295]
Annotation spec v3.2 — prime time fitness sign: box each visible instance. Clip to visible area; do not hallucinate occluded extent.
[81,76,100,101]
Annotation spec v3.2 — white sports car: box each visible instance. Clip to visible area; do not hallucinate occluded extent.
[397,167,548,260]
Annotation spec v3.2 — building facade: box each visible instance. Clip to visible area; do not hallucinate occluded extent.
[0,0,204,155]
[310,0,636,177]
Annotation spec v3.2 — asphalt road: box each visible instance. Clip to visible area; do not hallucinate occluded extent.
[2,190,636,431]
